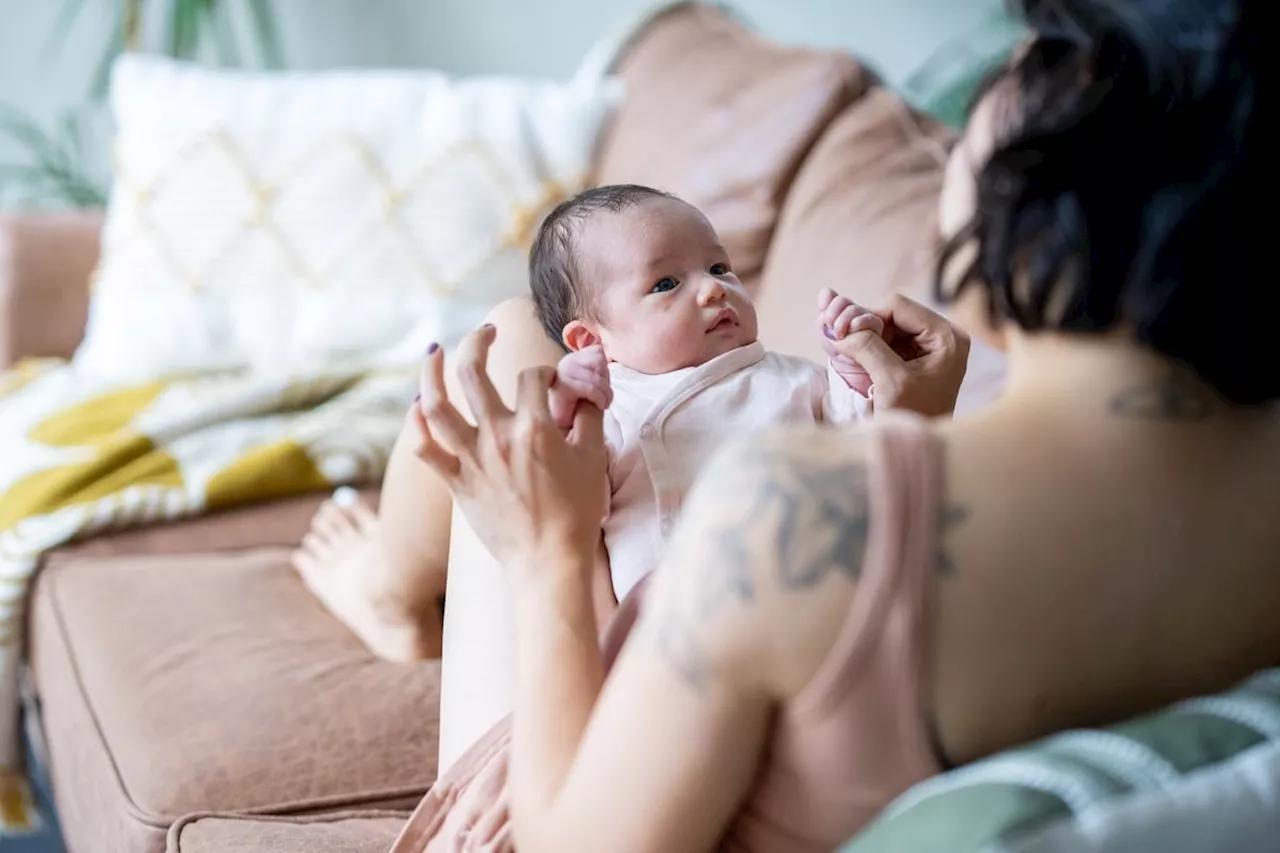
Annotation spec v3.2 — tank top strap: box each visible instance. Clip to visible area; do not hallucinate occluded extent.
[789,412,945,774]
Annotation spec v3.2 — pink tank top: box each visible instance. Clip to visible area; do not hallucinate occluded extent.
[722,414,945,851]
[391,415,946,852]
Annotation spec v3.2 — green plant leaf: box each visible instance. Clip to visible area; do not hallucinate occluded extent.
[89,13,126,100]
[0,108,61,159]
[0,164,48,182]
[0,104,108,209]
[39,0,90,64]
[7,0,283,207]
[168,0,217,59]
[211,2,241,66]
[246,0,284,68]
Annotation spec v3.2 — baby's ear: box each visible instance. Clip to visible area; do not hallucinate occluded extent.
[562,320,601,353]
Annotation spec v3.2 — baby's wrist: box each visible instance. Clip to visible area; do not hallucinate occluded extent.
[830,359,873,395]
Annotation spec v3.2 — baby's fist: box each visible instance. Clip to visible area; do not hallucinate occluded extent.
[817,288,886,342]
[817,288,885,397]
[549,345,613,432]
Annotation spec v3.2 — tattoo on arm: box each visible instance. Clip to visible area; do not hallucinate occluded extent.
[1110,372,1215,421]
[648,444,871,692]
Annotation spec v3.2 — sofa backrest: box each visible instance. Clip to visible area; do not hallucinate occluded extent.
[755,87,952,364]
[593,2,1007,412]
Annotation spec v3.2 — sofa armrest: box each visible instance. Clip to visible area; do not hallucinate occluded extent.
[0,210,101,370]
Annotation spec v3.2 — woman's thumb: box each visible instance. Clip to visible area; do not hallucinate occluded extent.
[570,400,606,447]
[830,330,904,389]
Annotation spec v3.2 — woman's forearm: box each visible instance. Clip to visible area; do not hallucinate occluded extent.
[509,543,605,840]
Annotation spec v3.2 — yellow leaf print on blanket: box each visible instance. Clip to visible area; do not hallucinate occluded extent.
[27,382,165,447]
[0,434,183,531]
[206,439,330,511]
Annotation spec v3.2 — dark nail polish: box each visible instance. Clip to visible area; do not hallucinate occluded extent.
[426,342,439,355]
[413,393,421,402]
[481,323,495,332]
[823,326,839,341]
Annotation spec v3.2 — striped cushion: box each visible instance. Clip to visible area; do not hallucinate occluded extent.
[843,669,1280,852]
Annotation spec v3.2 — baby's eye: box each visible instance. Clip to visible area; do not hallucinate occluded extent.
[710,263,730,276]
[651,277,678,294]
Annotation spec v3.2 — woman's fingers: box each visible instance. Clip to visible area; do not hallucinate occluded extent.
[407,402,461,477]
[883,294,969,367]
[516,365,557,423]
[877,294,964,345]
[516,366,559,457]
[453,324,509,426]
[830,330,905,397]
[570,396,607,447]
[419,344,475,455]
[864,295,971,416]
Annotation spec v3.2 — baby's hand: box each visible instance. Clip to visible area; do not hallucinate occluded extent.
[817,288,886,396]
[549,345,613,432]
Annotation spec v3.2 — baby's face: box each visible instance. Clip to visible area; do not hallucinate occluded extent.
[576,197,758,374]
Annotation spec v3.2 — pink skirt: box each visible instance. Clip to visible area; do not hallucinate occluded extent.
[388,716,517,853]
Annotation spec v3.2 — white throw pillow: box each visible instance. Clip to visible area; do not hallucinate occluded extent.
[74,54,622,382]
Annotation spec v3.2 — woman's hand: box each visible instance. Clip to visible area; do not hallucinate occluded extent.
[828,294,971,417]
[409,326,610,570]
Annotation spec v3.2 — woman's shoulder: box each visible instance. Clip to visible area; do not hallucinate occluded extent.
[640,423,928,699]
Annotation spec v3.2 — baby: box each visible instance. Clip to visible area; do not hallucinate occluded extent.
[530,184,887,603]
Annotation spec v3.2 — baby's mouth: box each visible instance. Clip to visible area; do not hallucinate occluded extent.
[707,308,738,333]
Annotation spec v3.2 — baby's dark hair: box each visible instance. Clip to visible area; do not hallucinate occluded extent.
[938,0,1269,403]
[529,183,676,350]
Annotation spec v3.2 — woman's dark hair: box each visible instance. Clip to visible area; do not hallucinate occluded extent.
[937,0,1269,404]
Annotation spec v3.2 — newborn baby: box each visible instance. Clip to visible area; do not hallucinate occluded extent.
[530,184,885,602]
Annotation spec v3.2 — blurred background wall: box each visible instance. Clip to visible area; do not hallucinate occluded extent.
[0,0,1023,209]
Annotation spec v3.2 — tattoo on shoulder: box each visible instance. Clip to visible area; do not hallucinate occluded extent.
[646,440,872,691]
[1110,372,1215,422]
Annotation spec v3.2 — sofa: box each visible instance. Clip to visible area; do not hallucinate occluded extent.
[0,4,1011,851]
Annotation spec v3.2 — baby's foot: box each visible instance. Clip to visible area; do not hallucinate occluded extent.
[290,488,443,661]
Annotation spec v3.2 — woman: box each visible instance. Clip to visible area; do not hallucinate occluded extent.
[349,0,1277,849]
[404,1,1274,850]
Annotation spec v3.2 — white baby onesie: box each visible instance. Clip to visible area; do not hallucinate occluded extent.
[603,341,871,601]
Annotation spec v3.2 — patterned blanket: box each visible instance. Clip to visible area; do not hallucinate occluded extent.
[0,357,413,831]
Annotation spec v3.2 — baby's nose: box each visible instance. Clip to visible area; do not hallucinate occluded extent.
[697,277,726,305]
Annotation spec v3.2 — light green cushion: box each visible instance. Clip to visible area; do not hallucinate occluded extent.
[843,669,1280,852]
[899,7,1026,128]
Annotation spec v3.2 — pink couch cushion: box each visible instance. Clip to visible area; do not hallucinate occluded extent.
[754,86,953,361]
[755,86,1007,413]
[167,811,406,853]
[29,547,438,853]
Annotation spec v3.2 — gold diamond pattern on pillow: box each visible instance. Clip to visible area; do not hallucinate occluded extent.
[75,56,620,382]
[113,130,566,297]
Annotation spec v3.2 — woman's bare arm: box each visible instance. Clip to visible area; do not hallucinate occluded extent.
[414,327,876,853]
[511,430,873,853]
